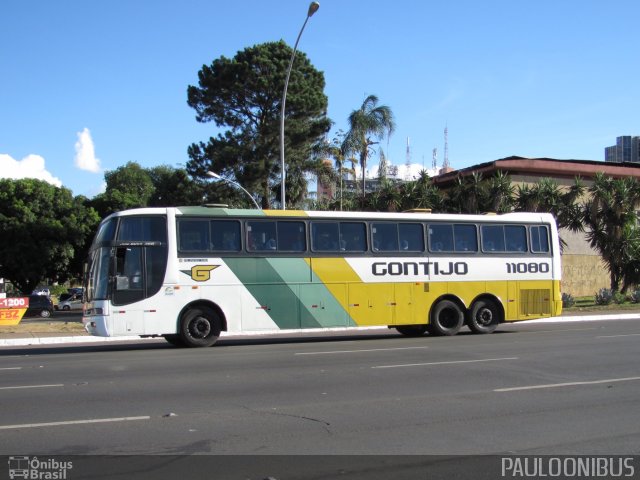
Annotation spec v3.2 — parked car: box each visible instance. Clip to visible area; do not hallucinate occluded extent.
[25,295,54,318]
[57,293,83,311]
[31,287,51,296]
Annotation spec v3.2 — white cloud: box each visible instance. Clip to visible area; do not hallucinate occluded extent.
[74,127,102,173]
[0,153,63,187]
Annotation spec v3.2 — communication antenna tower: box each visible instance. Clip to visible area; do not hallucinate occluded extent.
[443,125,450,169]
[432,148,437,170]
[405,137,412,180]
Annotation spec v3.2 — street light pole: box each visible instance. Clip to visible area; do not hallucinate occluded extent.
[280,1,320,210]
[206,171,261,209]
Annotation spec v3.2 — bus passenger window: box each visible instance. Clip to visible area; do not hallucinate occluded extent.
[481,225,505,252]
[277,221,306,252]
[340,222,366,252]
[454,224,478,252]
[311,222,339,252]
[505,225,527,252]
[372,223,398,251]
[399,223,424,252]
[530,225,550,252]
[209,220,240,252]
[247,221,277,251]
[429,224,454,252]
[178,220,209,251]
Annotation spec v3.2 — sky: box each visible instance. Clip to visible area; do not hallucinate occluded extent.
[1,0,639,198]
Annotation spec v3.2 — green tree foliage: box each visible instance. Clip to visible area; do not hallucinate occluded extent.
[444,172,513,214]
[514,177,585,233]
[341,95,395,205]
[147,165,207,207]
[583,173,640,293]
[186,41,331,209]
[0,179,99,293]
[447,172,487,213]
[91,161,155,216]
[90,163,231,216]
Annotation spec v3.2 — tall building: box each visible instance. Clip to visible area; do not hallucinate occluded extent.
[605,135,640,163]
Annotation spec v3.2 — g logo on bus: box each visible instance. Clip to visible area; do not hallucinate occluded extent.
[181,265,219,282]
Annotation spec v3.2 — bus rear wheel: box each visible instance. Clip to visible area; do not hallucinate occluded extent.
[468,299,501,334]
[395,325,428,337]
[179,306,221,347]
[428,300,464,336]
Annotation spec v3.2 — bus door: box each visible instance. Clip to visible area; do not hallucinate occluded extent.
[111,246,145,335]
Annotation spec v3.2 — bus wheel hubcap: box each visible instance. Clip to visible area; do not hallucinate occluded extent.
[478,309,492,326]
[190,317,211,338]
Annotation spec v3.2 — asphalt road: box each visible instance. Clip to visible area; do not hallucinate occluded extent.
[0,318,639,477]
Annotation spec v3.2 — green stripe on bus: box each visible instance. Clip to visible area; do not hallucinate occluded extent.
[266,258,354,328]
[222,257,353,329]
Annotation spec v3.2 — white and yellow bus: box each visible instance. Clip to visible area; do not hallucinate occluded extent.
[83,207,561,347]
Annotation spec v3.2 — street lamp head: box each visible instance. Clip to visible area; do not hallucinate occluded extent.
[206,171,221,180]
[307,2,319,17]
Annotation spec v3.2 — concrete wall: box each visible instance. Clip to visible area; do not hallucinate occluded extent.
[560,228,609,297]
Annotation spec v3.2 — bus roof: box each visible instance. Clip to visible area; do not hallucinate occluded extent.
[104,206,556,225]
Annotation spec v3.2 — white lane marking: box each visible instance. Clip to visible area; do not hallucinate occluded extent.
[0,416,151,430]
[0,384,63,390]
[597,333,640,338]
[296,346,430,355]
[372,357,518,369]
[0,367,22,371]
[495,376,640,392]
[511,327,598,334]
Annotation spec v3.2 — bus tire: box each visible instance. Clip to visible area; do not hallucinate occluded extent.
[395,325,428,337]
[179,306,221,348]
[428,300,464,336]
[468,299,501,334]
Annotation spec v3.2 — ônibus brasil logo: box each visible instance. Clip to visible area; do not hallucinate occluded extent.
[8,456,73,479]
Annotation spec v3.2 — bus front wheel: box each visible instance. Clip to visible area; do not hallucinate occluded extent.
[179,306,221,347]
[429,300,464,336]
[468,299,501,334]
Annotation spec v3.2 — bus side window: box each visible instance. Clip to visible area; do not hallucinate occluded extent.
[399,223,424,251]
[247,221,277,251]
[278,221,306,252]
[505,225,527,252]
[372,223,398,251]
[481,225,505,252]
[178,220,209,251]
[429,224,454,252]
[340,222,366,252]
[454,224,478,252]
[311,222,339,252]
[210,220,241,252]
[530,225,550,252]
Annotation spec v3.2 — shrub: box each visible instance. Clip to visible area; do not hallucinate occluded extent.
[562,292,575,308]
[613,291,627,305]
[50,285,68,297]
[595,288,614,305]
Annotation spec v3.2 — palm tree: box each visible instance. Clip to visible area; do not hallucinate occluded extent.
[514,177,585,252]
[486,171,515,213]
[583,172,640,292]
[341,95,395,207]
[447,172,486,213]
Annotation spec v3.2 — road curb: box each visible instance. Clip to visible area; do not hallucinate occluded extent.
[0,335,148,347]
[1,313,640,347]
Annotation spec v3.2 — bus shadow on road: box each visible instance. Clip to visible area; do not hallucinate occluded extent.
[0,328,516,356]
